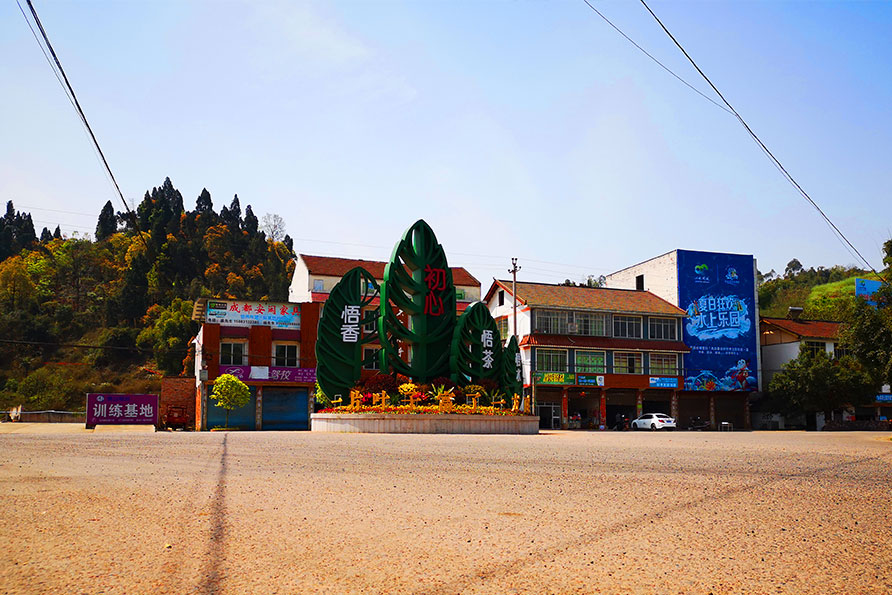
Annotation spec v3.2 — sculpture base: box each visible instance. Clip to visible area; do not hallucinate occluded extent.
[310,413,539,434]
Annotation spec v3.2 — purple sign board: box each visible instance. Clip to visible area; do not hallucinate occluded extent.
[87,393,159,426]
[219,366,316,383]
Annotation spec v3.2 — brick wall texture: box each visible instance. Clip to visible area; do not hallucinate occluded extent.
[160,376,197,430]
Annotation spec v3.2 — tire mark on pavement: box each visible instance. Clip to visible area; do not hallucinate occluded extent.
[198,433,229,595]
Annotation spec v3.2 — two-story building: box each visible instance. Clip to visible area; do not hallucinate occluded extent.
[484,280,690,430]
[191,298,321,431]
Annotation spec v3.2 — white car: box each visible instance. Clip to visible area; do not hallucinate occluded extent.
[631,413,676,431]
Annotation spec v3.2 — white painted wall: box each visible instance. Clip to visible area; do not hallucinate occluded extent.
[761,342,801,386]
[288,256,311,302]
[604,251,680,306]
[486,286,532,337]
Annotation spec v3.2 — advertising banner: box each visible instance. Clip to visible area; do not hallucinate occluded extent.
[649,377,679,389]
[533,372,575,385]
[219,366,316,383]
[206,300,300,329]
[87,393,158,426]
[876,394,892,403]
[855,278,882,307]
[676,250,758,392]
[577,374,605,387]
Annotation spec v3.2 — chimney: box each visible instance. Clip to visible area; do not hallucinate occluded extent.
[787,306,803,320]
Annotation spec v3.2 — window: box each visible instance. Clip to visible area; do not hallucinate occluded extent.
[220,341,246,366]
[498,290,505,306]
[536,310,567,334]
[804,341,826,357]
[834,343,851,359]
[575,351,606,373]
[363,348,380,370]
[613,315,642,338]
[313,279,324,292]
[274,343,299,367]
[575,312,606,336]
[363,309,378,335]
[536,349,567,372]
[649,353,678,375]
[614,352,642,374]
[649,317,677,341]
[635,275,645,291]
[496,317,509,341]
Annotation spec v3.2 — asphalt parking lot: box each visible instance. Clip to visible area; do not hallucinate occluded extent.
[1,427,890,594]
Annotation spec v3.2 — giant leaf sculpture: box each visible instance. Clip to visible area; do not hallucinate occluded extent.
[449,301,503,384]
[501,335,522,398]
[379,220,456,382]
[315,267,380,399]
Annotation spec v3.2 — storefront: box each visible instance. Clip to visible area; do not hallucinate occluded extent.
[192,298,321,431]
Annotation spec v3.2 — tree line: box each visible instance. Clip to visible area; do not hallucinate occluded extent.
[0,178,295,411]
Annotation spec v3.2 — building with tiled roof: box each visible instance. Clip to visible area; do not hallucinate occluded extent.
[484,279,690,430]
[289,254,480,308]
[760,314,844,387]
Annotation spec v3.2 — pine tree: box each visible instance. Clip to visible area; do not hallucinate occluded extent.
[53,225,62,239]
[96,200,117,241]
[40,227,53,243]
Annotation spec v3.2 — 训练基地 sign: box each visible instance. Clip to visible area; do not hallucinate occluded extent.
[206,300,300,329]
[87,393,159,426]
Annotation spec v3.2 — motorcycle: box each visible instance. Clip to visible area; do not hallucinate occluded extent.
[688,416,710,431]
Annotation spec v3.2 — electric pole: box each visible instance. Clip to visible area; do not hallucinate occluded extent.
[509,258,521,338]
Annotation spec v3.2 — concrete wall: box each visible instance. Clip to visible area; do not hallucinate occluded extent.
[288,256,312,302]
[761,342,800,387]
[311,413,539,434]
[605,251,679,306]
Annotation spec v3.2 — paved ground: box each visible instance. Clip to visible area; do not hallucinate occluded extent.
[0,428,890,594]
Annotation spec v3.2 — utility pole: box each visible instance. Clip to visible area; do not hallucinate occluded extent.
[509,258,521,338]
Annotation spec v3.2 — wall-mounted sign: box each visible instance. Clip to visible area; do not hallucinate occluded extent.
[876,394,892,403]
[577,374,605,387]
[220,366,316,383]
[677,250,758,392]
[206,300,300,329]
[534,372,575,385]
[87,393,158,426]
[649,377,679,389]
[856,278,882,307]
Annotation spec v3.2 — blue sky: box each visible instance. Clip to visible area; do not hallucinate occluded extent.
[2,0,890,285]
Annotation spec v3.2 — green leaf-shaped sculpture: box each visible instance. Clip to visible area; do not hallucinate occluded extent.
[449,302,503,384]
[380,220,456,382]
[501,335,522,398]
[315,267,380,399]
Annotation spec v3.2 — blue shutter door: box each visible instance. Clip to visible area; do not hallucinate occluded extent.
[261,388,309,430]
[207,387,257,429]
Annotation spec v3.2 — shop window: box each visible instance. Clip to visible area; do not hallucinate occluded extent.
[648,317,677,341]
[536,349,567,372]
[363,348,380,370]
[613,316,642,339]
[273,343,299,367]
[614,352,642,374]
[220,341,247,366]
[575,350,605,373]
[649,353,678,375]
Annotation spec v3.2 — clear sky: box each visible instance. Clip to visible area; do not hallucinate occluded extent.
[2,0,890,286]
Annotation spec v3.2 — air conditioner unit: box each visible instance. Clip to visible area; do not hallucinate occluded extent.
[567,323,578,333]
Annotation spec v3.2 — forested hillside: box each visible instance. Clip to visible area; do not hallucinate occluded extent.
[0,178,295,411]
[757,258,873,320]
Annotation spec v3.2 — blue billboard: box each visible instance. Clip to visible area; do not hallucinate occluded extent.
[855,278,882,307]
[676,250,758,392]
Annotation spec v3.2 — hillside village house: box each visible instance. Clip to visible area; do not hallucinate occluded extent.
[484,280,690,430]
[759,312,892,428]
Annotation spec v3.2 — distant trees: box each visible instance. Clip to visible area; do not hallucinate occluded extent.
[261,213,286,242]
[0,201,37,261]
[95,200,117,241]
[559,275,604,288]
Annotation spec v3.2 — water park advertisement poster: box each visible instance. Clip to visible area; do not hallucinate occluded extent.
[676,250,758,392]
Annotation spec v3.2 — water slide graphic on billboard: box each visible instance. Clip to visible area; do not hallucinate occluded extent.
[677,250,758,392]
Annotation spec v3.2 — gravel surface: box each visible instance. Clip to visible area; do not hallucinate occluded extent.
[1,428,890,594]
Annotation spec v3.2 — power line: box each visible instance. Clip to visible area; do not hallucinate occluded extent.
[638,0,887,285]
[580,0,732,115]
[17,0,149,253]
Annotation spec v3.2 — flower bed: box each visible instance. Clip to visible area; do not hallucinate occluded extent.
[311,412,539,434]
[318,404,523,416]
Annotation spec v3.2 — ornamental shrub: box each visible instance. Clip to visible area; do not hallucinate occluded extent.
[359,373,399,394]
[211,373,250,428]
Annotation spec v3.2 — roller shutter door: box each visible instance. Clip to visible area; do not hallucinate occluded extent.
[262,388,309,430]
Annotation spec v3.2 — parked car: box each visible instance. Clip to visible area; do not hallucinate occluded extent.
[688,416,710,431]
[631,413,676,431]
